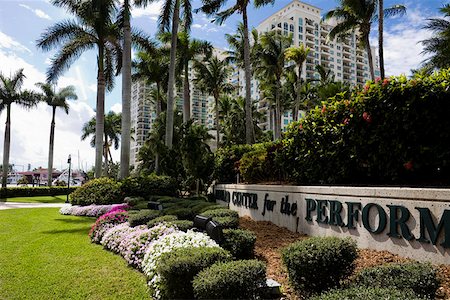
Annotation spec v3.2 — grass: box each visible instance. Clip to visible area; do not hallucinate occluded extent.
[5,195,67,203]
[0,208,150,300]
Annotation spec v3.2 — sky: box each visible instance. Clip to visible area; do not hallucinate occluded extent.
[0,0,448,172]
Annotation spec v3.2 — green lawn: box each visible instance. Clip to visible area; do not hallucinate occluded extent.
[0,208,150,300]
[5,195,67,203]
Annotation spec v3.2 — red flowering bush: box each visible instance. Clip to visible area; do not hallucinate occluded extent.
[89,209,129,243]
[281,69,450,185]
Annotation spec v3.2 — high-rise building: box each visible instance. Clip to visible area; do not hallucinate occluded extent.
[232,0,380,132]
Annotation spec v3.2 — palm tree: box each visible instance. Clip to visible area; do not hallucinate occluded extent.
[193,56,232,149]
[284,44,310,122]
[37,0,122,179]
[135,0,193,149]
[0,69,39,188]
[196,0,274,145]
[254,31,292,140]
[324,0,405,80]
[36,82,77,186]
[421,4,450,69]
[81,111,122,176]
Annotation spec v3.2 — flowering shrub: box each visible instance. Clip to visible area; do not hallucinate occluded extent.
[101,223,139,253]
[89,209,129,243]
[141,230,220,299]
[59,203,129,217]
[120,223,177,268]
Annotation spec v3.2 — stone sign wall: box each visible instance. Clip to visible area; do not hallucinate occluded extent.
[215,184,450,264]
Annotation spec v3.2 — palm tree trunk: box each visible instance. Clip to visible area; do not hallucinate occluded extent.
[120,0,131,179]
[294,64,302,122]
[95,47,106,178]
[165,0,180,149]
[1,104,11,188]
[47,106,56,186]
[215,94,220,149]
[104,134,108,175]
[275,79,282,140]
[365,35,375,80]
[242,8,254,145]
[183,61,191,123]
[378,0,385,79]
[156,82,162,116]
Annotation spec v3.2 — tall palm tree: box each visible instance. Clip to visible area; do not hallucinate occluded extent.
[196,0,274,145]
[135,0,193,149]
[284,44,310,122]
[421,4,450,69]
[81,111,122,175]
[254,31,292,140]
[193,56,232,149]
[37,0,122,178]
[0,69,39,188]
[324,0,405,80]
[36,82,77,186]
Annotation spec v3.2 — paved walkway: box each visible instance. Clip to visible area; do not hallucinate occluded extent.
[0,202,67,210]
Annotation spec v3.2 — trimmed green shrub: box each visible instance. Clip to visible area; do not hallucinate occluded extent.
[128,209,160,227]
[282,236,357,294]
[214,144,253,183]
[202,208,239,219]
[282,70,450,185]
[163,207,195,220]
[221,229,256,259]
[190,202,219,214]
[0,186,78,199]
[147,215,178,228]
[169,220,194,232]
[354,262,439,299]
[157,247,232,299]
[193,260,266,299]
[70,178,122,205]
[198,204,224,213]
[213,216,239,229]
[239,142,283,183]
[311,286,425,300]
[120,174,178,199]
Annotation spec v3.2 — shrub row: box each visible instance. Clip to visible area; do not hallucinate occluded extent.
[70,175,178,206]
[311,286,426,300]
[215,70,450,185]
[59,203,129,217]
[128,209,161,227]
[202,208,240,229]
[0,186,78,198]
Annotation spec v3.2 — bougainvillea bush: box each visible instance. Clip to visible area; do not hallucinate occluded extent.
[141,231,220,299]
[89,209,129,243]
[59,204,129,217]
[101,223,137,253]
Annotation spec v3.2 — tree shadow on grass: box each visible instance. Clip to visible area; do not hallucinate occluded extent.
[41,228,90,235]
[54,218,94,224]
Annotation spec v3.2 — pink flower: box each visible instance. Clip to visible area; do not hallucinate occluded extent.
[321,105,327,114]
[404,161,413,171]
[343,118,350,125]
[382,78,390,87]
[362,112,372,123]
[299,124,303,130]
[364,84,370,92]
[375,77,381,83]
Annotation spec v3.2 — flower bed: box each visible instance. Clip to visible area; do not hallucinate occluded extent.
[59,203,129,217]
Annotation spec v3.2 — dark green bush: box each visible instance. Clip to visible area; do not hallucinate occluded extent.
[147,215,178,228]
[282,236,357,295]
[214,144,253,183]
[239,142,283,183]
[190,202,219,214]
[282,70,450,185]
[120,174,178,199]
[128,209,160,227]
[163,207,195,220]
[221,229,256,259]
[311,286,425,300]
[213,216,239,229]
[157,247,231,299]
[0,186,77,199]
[193,260,266,299]
[354,262,439,299]
[169,220,194,231]
[198,204,224,213]
[202,208,239,219]
[70,178,122,205]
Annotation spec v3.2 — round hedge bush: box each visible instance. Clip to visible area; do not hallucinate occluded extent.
[310,286,426,300]
[147,215,178,228]
[193,260,266,299]
[282,236,358,295]
[221,229,256,259]
[70,177,122,206]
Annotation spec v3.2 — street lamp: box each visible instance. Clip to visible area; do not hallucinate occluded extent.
[66,155,71,204]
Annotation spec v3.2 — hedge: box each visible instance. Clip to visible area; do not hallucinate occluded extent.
[354,262,439,299]
[282,236,357,295]
[157,247,231,299]
[120,174,178,199]
[214,144,253,183]
[0,186,78,198]
[70,178,122,205]
[221,229,256,259]
[311,286,426,300]
[147,215,178,228]
[193,260,266,299]
[128,209,160,227]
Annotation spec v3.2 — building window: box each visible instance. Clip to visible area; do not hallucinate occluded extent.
[337,53,341,57]
[299,34,303,40]
[289,24,294,32]
[337,45,341,50]
[298,26,303,32]
[284,22,288,31]
[315,46,319,51]
[298,17,303,25]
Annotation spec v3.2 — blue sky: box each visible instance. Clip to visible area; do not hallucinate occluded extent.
[0,0,448,171]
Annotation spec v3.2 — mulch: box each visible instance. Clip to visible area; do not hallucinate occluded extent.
[239,216,450,299]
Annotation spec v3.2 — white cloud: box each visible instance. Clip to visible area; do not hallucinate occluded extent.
[19,4,52,20]
[132,1,162,20]
[110,103,122,114]
[0,31,31,54]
